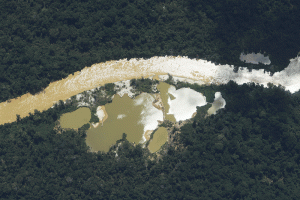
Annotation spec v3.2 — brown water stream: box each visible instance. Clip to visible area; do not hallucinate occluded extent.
[0,56,217,125]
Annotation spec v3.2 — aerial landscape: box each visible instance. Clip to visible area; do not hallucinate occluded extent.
[1,0,300,199]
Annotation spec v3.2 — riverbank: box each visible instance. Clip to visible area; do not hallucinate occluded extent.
[1,55,300,125]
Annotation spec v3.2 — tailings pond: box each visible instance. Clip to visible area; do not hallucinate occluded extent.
[86,93,163,152]
[57,81,225,153]
[60,107,91,129]
[148,127,168,153]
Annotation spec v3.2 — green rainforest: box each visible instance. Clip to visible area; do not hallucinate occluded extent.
[1,0,300,199]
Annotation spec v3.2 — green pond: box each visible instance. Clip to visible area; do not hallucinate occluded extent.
[157,82,176,122]
[86,94,147,152]
[60,107,91,129]
[148,127,168,153]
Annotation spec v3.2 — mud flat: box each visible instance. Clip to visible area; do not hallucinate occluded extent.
[1,55,300,125]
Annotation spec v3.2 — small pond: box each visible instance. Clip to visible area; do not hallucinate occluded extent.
[240,52,271,65]
[60,107,91,129]
[148,127,168,153]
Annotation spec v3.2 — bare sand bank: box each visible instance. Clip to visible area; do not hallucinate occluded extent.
[92,105,108,128]
[1,55,300,125]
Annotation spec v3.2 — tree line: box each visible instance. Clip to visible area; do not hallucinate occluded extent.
[0,80,300,199]
[0,0,299,103]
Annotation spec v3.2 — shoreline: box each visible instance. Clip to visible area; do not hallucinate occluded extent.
[1,55,300,125]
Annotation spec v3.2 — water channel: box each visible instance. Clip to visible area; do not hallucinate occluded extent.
[1,55,300,125]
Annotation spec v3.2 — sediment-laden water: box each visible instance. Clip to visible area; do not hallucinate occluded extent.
[86,93,163,152]
[1,56,300,125]
[60,107,91,129]
[207,92,226,115]
[148,127,169,153]
[157,82,176,122]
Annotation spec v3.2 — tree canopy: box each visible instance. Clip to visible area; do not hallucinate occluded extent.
[0,80,300,199]
[1,0,300,198]
[0,0,299,102]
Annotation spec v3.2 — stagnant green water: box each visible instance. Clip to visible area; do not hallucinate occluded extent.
[157,82,176,122]
[148,127,168,153]
[86,94,146,152]
[60,107,91,129]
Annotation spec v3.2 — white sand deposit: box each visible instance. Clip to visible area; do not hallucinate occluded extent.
[158,75,170,81]
[77,102,90,107]
[207,92,226,115]
[134,93,164,143]
[92,105,108,128]
[114,80,135,98]
[167,86,207,121]
[96,106,105,121]
[1,55,300,125]
[76,94,84,101]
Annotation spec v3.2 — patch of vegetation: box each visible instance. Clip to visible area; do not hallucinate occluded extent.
[56,100,78,116]
[104,83,116,96]
[164,74,176,86]
[159,120,173,128]
[78,123,90,136]
[193,104,212,121]
[144,128,158,148]
[130,78,159,94]
[89,107,100,124]
[176,81,220,103]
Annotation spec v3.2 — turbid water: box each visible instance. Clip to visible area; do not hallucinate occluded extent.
[1,55,300,125]
[86,94,144,152]
[58,81,222,152]
[157,82,176,122]
[240,52,271,65]
[60,107,91,129]
[148,127,168,153]
[86,93,163,152]
[207,92,226,115]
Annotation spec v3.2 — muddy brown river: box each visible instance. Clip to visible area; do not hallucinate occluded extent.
[0,56,219,125]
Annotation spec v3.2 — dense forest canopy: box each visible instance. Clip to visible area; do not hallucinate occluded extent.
[1,0,300,199]
[1,81,300,199]
[0,0,299,102]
